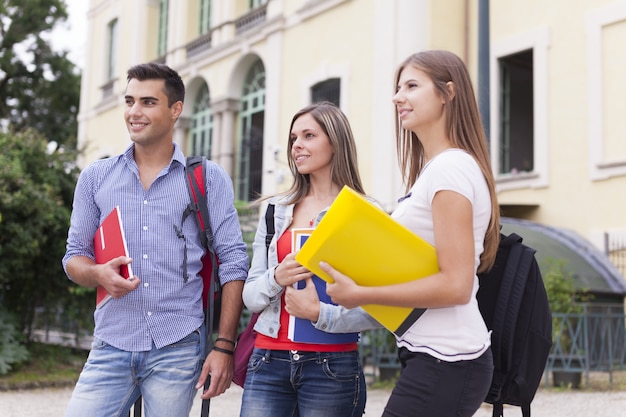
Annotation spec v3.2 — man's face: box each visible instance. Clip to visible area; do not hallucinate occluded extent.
[124,78,182,146]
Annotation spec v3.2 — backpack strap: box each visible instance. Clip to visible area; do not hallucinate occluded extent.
[185,156,214,249]
[184,156,218,417]
[489,233,533,402]
[265,203,275,251]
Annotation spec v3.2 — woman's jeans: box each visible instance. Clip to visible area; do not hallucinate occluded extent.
[382,347,494,417]
[64,329,203,417]
[240,348,366,417]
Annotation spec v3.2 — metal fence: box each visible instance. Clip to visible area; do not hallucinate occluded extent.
[605,231,626,278]
[358,306,626,386]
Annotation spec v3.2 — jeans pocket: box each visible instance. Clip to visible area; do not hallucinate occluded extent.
[91,337,109,350]
[247,350,266,375]
[322,353,361,381]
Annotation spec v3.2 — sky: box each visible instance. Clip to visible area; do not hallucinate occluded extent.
[48,0,88,69]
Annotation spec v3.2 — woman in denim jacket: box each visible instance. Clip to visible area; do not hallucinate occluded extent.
[240,102,379,417]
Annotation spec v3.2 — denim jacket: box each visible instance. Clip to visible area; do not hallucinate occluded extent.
[242,195,381,338]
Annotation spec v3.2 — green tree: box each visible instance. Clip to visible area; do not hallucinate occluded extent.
[0,0,80,148]
[0,129,82,340]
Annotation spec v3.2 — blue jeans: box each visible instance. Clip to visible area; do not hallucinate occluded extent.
[64,328,203,417]
[240,348,366,417]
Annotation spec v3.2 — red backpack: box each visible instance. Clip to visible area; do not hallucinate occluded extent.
[184,156,221,332]
[184,156,220,417]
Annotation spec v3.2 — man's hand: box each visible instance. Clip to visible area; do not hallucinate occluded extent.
[196,348,234,399]
[98,256,140,298]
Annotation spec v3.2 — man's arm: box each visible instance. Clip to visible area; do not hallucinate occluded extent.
[194,161,249,398]
[196,280,244,399]
[66,255,140,298]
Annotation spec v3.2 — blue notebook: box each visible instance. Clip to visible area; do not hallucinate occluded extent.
[288,229,360,344]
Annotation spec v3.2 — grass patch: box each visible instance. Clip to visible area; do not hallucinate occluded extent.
[0,343,87,390]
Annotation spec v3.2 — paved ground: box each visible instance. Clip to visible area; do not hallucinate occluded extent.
[2,385,626,416]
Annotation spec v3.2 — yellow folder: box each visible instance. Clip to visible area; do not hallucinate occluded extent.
[295,186,439,336]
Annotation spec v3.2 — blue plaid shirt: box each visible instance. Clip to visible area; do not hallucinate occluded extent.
[62,143,249,351]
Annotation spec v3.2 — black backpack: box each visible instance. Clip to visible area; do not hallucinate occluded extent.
[476,232,553,417]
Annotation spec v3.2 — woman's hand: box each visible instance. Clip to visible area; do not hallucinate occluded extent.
[274,253,313,287]
[284,278,320,321]
[321,262,363,309]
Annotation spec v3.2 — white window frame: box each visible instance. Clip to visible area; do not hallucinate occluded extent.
[106,18,118,82]
[490,27,550,191]
[586,2,626,180]
[301,63,350,113]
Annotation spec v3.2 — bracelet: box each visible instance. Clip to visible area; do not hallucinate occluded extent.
[212,346,234,356]
[215,337,236,346]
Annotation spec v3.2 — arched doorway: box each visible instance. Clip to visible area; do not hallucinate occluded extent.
[237,59,265,201]
[189,83,212,158]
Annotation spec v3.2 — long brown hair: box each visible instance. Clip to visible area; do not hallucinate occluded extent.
[278,101,365,205]
[394,50,500,272]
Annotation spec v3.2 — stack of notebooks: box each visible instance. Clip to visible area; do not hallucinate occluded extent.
[288,229,359,344]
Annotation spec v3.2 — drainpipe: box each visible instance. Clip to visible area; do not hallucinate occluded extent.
[463,0,469,64]
[478,0,490,142]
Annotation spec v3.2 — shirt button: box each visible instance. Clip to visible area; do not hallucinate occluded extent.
[144,283,149,287]
[143,254,148,259]
[143,226,148,231]
[143,200,148,205]
[147,311,152,316]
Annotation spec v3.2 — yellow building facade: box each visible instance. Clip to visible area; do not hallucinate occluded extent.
[78,0,474,209]
[77,0,626,264]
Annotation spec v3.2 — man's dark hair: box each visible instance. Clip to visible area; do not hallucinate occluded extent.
[127,63,185,107]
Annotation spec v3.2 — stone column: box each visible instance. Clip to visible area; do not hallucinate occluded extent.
[211,98,240,178]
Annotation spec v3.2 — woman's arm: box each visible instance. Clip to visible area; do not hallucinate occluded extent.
[325,190,476,309]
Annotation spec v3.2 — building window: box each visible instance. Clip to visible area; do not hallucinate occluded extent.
[157,0,169,57]
[311,78,340,106]
[199,0,211,34]
[586,3,626,180]
[249,0,268,9]
[106,18,118,82]
[237,59,265,202]
[190,84,212,158]
[490,27,549,191]
[498,50,533,175]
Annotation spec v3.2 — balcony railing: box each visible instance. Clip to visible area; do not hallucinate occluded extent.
[184,3,268,60]
[235,3,268,35]
[186,32,212,58]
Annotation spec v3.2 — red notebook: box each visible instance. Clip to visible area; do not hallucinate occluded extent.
[93,206,133,308]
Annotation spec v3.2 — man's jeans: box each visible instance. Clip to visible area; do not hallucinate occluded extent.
[64,329,203,417]
[240,348,366,417]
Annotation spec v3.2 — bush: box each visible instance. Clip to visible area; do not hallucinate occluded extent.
[0,310,30,375]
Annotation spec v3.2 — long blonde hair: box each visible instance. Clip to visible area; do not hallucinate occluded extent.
[394,50,500,272]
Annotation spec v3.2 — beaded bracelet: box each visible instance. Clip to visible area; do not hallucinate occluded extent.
[212,346,234,356]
